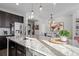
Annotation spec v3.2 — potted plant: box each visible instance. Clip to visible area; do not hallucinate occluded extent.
[59,30,70,42]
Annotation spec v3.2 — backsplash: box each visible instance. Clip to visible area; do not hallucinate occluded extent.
[0,28,10,36]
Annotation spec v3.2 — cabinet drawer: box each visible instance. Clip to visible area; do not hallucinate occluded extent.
[0,37,7,49]
[9,40,26,56]
[16,44,26,54]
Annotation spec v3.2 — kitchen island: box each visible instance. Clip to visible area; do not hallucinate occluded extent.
[7,36,56,56]
[7,36,79,56]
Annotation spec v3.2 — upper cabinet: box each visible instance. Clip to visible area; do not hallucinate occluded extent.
[0,11,24,28]
[18,16,24,23]
[0,11,6,27]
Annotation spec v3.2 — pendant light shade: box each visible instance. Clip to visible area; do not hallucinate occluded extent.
[30,4,34,19]
[31,10,34,15]
[50,13,53,19]
[40,5,42,11]
[39,4,43,11]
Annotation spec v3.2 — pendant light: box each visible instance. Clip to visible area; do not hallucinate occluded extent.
[49,3,56,29]
[31,4,34,15]
[50,13,53,19]
[30,4,34,19]
[31,9,34,15]
[51,3,56,21]
[39,3,43,11]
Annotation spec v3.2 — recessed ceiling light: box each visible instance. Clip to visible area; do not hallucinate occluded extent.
[53,3,56,6]
[16,3,19,6]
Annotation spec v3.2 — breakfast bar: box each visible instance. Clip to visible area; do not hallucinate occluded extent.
[6,36,79,56]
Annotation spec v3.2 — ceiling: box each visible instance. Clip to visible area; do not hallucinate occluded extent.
[0,3,79,19]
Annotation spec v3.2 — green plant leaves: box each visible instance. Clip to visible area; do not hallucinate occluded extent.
[59,30,70,37]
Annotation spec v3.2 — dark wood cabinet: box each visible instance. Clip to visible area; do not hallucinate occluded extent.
[18,16,24,23]
[16,44,26,56]
[5,13,11,27]
[9,40,26,56]
[0,10,24,28]
[9,40,16,56]
[0,11,6,27]
[0,36,7,49]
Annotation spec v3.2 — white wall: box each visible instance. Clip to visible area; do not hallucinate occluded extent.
[54,15,72,32]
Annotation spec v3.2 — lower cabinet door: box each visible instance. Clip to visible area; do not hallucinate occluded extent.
[16,44,26,56]
[9,40,16,56]
[0,37,7,56]
[9,40,26,56]
[9,48,16,56]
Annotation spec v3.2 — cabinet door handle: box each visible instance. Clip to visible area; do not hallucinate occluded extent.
[11,47,14,48]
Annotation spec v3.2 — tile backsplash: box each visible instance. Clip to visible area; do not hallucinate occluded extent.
[0,28,10,36]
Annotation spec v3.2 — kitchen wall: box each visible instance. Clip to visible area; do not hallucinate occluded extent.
[54,15,72,33]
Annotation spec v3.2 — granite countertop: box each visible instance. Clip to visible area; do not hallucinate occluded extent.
[6,36,79,56]
[7,36,26,47]
[7,36,56,56]
[26,37,56,56]
[27,36,79,56]
[41,39,79,56]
